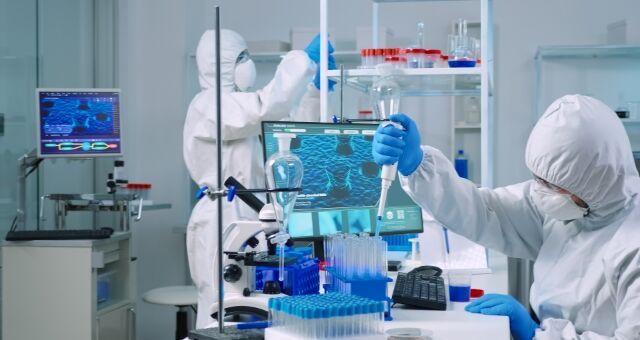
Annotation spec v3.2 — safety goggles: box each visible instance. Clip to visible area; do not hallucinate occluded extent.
[533,175,567,193]
[236,50,251,64]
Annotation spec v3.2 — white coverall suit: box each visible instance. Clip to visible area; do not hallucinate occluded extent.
[400,95,640,339]
[183,29,318,329]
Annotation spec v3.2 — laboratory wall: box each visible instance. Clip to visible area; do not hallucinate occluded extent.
[117,0,640,339]
[117,0,192,339]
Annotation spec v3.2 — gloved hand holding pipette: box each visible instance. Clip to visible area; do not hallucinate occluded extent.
[372,114,423,235]
[373,113,424,176]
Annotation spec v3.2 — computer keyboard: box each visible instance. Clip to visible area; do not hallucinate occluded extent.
[392,272,447,310]
[5,228,114,241]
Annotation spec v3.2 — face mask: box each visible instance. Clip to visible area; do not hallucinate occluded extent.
[234,59,256,92]
[531,182,589,221]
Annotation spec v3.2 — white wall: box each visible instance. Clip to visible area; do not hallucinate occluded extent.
[119,0,640,338]
[118,1,192,339]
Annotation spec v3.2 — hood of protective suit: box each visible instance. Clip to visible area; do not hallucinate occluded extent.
[526,94,640,229]
[196,29,247,91]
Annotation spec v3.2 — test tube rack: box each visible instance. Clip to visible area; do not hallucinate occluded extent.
[323,267,393,321]
[255,247,320,296]
[265,293,386,340]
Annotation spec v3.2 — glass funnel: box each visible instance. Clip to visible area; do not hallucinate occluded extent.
[370,64,401,119]
[265,133,304,281]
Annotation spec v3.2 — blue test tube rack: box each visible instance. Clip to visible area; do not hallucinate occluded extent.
[323,267,393,321]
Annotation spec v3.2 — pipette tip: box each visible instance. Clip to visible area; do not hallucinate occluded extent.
[375,216,383,237]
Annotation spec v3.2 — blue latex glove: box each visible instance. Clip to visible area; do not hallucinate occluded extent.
[304,34,335,64]
[372,113,423,176]
[313,54,337,91]
[465,294,538,340]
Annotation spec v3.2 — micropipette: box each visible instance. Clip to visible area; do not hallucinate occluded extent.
[370,63,402,236]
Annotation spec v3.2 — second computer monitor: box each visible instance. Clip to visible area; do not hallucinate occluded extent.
[36,88,122,158]
[262,121,423,239]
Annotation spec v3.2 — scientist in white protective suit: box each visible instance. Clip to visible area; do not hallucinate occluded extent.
[372,95,640,339]
[184,29,335,328]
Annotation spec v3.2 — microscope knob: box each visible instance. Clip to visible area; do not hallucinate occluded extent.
[246,236,260,248]
[263,280,281,295]
[223,264,242,283]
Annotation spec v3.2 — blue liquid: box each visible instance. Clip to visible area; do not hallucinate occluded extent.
[375,216,382,236]
[454,158,468,179]
[448,60,476,68]
[449,285,471,302]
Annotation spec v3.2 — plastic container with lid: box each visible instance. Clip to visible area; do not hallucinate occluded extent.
[374,48,385,66]
[360,48,369,68]
[384,56,407,69]
[438,54,449,68]
[423,49,441,68]
[401,48,426,68]
[119,183,152,200]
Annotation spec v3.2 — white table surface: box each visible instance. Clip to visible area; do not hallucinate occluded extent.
[385,250,510,340]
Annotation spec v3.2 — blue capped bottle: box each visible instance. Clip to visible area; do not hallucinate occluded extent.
[454,149,468,179]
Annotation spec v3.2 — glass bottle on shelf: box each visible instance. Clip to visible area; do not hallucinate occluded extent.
[464,96,481,125]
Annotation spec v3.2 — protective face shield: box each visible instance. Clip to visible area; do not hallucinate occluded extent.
[531,182,589,221]
[234,50,256,91]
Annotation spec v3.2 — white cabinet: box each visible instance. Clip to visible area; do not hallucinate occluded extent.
[97,303,135,340]
[2,232,135,340]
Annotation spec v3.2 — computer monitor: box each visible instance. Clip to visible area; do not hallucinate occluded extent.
[262,121,423,240]
[36,89,122,158]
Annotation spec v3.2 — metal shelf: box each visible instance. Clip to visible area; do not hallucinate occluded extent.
[536,45,640,59]
[252,50,361,63]
[329,67,481,96]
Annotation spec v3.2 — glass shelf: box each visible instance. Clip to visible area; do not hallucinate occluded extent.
[536,45,640,59]
[251,50,361,63]
[455,123,481,129]
[622,119,640,125]
[329,67,481,96]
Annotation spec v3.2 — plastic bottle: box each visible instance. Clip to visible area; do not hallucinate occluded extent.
[454,150,469,179]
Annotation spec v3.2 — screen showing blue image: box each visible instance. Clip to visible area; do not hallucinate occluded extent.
[262,121,423,239]
[37,89,122,157]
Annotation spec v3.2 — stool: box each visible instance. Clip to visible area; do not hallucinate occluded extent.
[143,285,197,340]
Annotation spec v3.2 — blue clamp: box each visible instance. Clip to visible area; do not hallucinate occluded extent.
[196,186,208,200]
[226,185,237,202]
[331,115,339,124]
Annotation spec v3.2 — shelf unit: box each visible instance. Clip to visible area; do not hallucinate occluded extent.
[536,45,640,59]
[328,68,481,96]
[252,50,361,63]
[319,0,494,188]
[534,45,640,146]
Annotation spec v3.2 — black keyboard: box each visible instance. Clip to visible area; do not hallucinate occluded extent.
[5,228,114,241]
[392,272,447,310]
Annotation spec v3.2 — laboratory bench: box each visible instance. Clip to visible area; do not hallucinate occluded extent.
[194,251,510,340]
[383,250,510,340]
